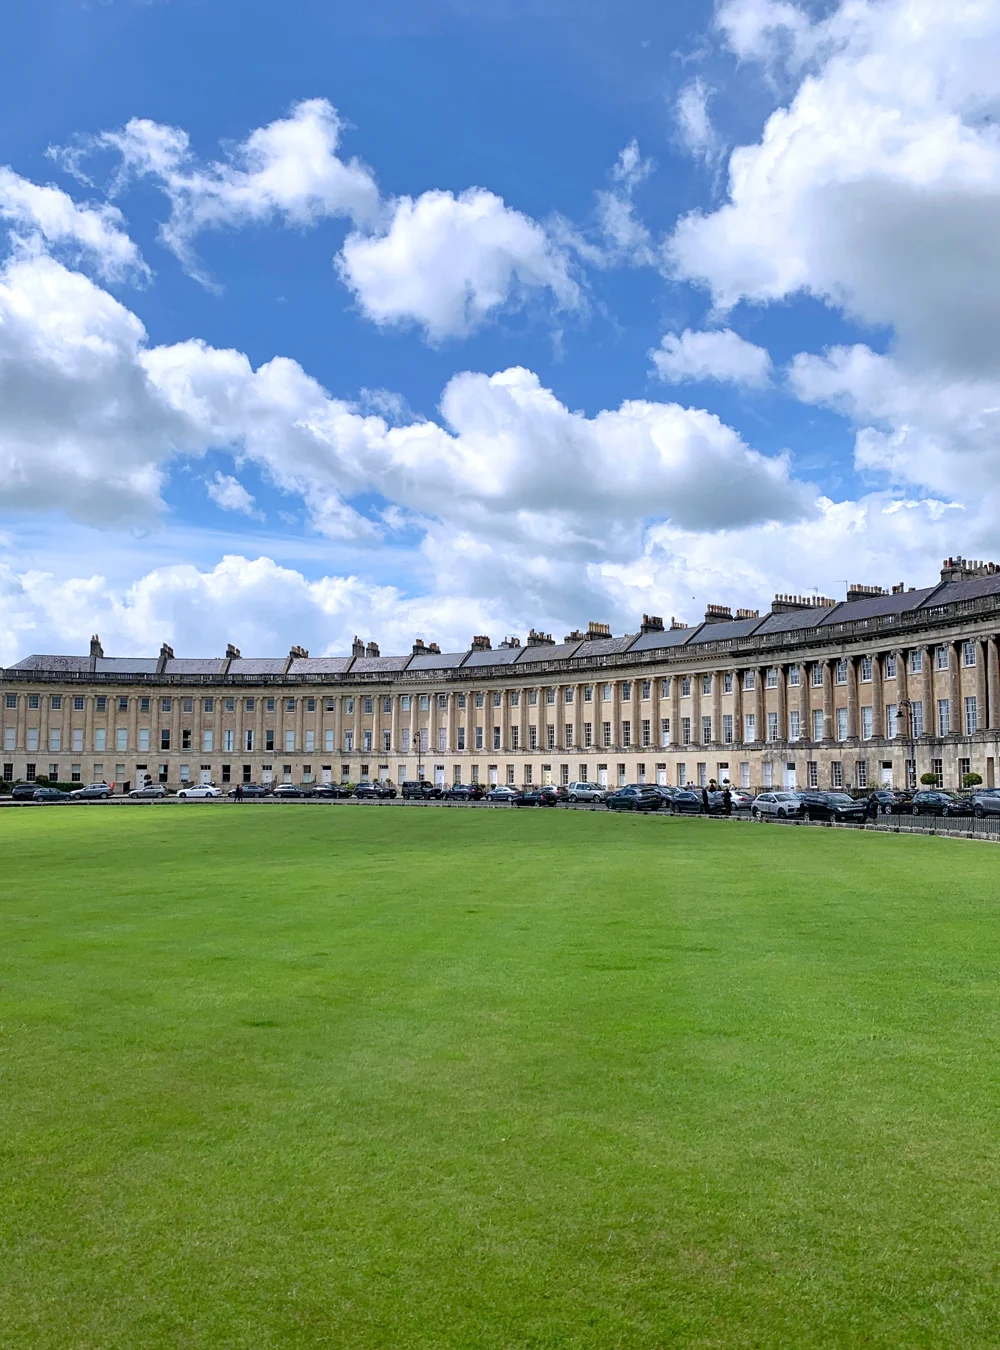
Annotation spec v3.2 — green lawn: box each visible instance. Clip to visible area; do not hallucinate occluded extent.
[3,806,1000,1348]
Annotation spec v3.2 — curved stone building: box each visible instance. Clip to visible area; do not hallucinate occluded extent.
[3,557,1000,794]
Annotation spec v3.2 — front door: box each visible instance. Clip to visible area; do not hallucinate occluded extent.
[200,767,212,785]
[261,768,273,785]
[321,767,332,784]
[656,768,667,786]
[489,766,498,785]
[598,767,608,788]
[435,766,445,787]
[881,763,893,786]
[783,762,797,789]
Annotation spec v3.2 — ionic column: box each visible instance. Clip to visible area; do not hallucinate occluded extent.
[799,663,810,740]
[895,650,909,738]
[711,672,722,747]
[950,642,962,735]
[670,675,681,749]
[988,639,1000,729]
[976,642,988,732]
[775,665,786,743]
[754,667,764,742]
[691,673,702,747]
[822,660,834,741]
[732,671,743,744]
[872,654,884,738]
[846,656,859,740]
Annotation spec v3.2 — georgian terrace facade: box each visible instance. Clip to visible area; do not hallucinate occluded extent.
[4,558,1000,795]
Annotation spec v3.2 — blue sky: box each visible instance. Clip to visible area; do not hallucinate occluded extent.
[0,0,995,659]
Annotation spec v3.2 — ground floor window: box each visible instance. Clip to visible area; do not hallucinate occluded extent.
[48,764,59,782]
[158,763,168,783]
[762,762,773,788]
[856,760,868,788]
[932,757,943,784]
[180,764,190,782]
[471,765,480,783]
[807,761,818,787]
[636,762,646,784]
[341,764,351,781]
[959,756,971,784]
[831,761,843,788]
[222,764,232,783]
[2,763,12,781]
[524,765,532,784]
[507,765,516,784]
[697,762,707,786]
[560,763,569,784]
[677,763,687,786]
[740,762,750,789]
[617,763,626,785]
[283,764,293,782]
[25,763,36,781]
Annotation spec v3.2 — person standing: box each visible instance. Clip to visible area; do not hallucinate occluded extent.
[235,782,243,802]
[723,786,732,817]
[701,786,710,815]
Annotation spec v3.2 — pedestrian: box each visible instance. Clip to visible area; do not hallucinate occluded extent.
[235,782,243,802]
[723,786,732,816]
[865,791,879,822]
[701,785,710,814]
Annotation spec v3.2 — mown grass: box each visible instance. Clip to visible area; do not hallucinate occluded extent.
[2,805,1000,1348]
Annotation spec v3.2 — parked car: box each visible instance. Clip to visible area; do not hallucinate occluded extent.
[71,783,112,800]
[670,788,724,814]
[485,785,519,802]
[565,781,606,803]
[33,786,73,803]
[272,784,314,799]
[443,784,476,801]
[513,787,560,807]
[312,783,350,798]
[605,785,662,812]
[751,791,804,820]
[725,788,755,810]
[354,781,398,799]
[401,780,443,800]
[864,789,912,816]
[129,783,167,799]
[176,785,222,799]
[228,783,271,798]
[909,790,973,817]
[11,782,42,801]
[797,790,867,823]
[971,789,1000,817]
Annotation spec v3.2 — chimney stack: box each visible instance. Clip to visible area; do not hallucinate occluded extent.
[524,629,553,647]
[471,634,493,651]
[640,614,664,634]
[365,641,380,658]
[225,643,241,659]
[351,636,365,658]
[89,634,103,671]
[703,603,733,624]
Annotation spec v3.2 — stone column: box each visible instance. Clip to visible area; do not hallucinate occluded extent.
[872,654,884,738]
[895,649,909,738]
[799,664,810,741]
[950,641,962,735]
[670,675,681,749]
[732,671,743,745]
[652,675,662,754]
[846,656,859,740]
[976,642,988,733]
[822,660,834,742]
[691,673,702,749]
[988,639,1000,730]
[754,667,764,742]
[711,673,722,748]
[775,665,786,744]
[921,646,934,737]
[611,680,622,754]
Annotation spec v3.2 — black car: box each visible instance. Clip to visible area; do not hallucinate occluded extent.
[229,783,271,798]
[272,784,314,799]
[11,782,41,801]
[670,788,725,814]
[401,780,443,800]
[797,790,867,823]
[971,789,1000,817]
[909,790,973,818]
[354,781,398,799]
[313,783,351,798]
[443,784,478,801]
[513,787,560,807]
[32,786,73,803]
[605,785,662,812]
[864,789,912,817]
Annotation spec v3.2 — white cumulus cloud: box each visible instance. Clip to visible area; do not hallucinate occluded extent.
[0,166,145,281]
[206,472,261,518]
[651,328,772,387]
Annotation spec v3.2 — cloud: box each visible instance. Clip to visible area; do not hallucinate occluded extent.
[72,98,380,281]
[338,187,582,341]
[206,472,261,518]
[0,166,146,281]
[651,328,772,387]
[670,0,1000,379]
[675,79,720,165]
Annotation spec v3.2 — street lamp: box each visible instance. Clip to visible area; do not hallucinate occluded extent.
[898,698,916,789]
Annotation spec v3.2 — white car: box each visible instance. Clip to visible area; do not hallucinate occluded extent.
[176,785,222,800]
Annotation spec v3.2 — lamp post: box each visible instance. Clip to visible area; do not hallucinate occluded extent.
[899,698,916,790]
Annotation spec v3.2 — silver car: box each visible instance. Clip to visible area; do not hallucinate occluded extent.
[565,781,606,803]
[129,783,167,799]
[751,791,803,820]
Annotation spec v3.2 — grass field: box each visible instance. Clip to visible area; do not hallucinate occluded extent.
[3,807,1000,1348]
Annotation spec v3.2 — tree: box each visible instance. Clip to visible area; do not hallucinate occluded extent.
[963,772,983,788]
[920,771,940,786]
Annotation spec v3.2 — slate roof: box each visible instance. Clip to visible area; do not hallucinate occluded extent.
[569,635,635,660]
[754,607,836,636]
[514,641,583,664]
[628,625,703,652]
[407,651,469,671]
[8,654,90,672]
[348,655,411,674]
[685,617,764,645]
[227,658,288,675]
[287,657,352,675]
[163,658,226,676]
[461,646,525,667]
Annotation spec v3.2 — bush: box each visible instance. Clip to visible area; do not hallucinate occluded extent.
[920,772,940,786]
[963,772,983,788]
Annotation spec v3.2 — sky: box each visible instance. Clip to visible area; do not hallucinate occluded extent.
[0,0,996,661]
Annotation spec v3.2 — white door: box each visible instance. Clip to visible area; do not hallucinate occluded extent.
[261,768,273,785]
[542,767,552,786]
[435,766,445,787]
[783,763,797,789]
[200,767,212,785]
[657,768,667,786]
[598,768,608,788]
[881,764,893,785]
[321,767,332,784]
[489,766,499,785]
